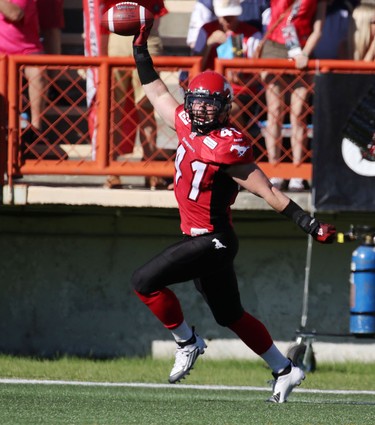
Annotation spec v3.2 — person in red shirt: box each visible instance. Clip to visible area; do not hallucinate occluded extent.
[0,0,45,137]
[130,19,336,402]
[260,0,327,191]
[36,0,64,55]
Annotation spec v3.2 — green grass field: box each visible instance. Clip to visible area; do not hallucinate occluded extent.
[0,356,374,424]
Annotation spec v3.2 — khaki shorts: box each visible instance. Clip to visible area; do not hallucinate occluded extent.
[260,39,311,88]
[108,34,163,104]
[260,39,289,59]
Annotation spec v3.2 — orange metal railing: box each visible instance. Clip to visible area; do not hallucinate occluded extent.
[1,55,374,189]
[5,55,201,186]
[216,58,375,180]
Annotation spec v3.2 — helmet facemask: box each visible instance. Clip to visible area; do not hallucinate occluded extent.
[184,91,230,134]
[184,71,233,135]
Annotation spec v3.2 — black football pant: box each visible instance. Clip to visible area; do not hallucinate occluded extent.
[131,228,245,326]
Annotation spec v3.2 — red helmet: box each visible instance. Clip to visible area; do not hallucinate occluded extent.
[184,71,233,134]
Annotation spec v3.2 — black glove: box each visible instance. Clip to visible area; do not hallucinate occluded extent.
[294,213,336,244]
[282,200,336,244]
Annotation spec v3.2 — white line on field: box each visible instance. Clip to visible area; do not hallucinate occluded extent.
[0,378,374,396]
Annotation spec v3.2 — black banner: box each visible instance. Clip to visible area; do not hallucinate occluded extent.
[313,74,375,212]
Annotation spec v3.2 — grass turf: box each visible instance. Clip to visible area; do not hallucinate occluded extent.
[0,357,374,424]
[0,356,374,390]
[0,383,374,425]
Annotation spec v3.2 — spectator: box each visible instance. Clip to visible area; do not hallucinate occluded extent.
[186,0,216,50]
[314,0,356,59]
[240,0,270,29]
[259,0,327,192]
[105,0,171,189]
[0,0,46,138]
[0,0,66,161]
[193,0,262,129]
[36,0,64,55]
[36,0,65,102]
[349,2,375,61]
[187,0,269,49]
[193,0,262,69]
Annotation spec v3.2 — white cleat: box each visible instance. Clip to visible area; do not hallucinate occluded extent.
[168,329,207,384]
[267,361,305,403]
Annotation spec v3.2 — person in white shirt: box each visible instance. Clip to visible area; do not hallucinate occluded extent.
[186,0,269,49]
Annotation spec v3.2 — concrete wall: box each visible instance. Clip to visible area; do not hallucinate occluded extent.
[0,205,374,358]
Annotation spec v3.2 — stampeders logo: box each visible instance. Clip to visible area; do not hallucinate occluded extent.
[341,135,375,177]
[212,238,227,249]
[230,144,250,157]
[341,87,375,176]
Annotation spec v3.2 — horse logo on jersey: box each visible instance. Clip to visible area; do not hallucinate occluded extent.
[230,144,250,157]
[212,238,227,249]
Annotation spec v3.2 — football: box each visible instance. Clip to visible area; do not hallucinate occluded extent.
[101,2,154,36]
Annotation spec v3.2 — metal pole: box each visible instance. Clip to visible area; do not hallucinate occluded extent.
[300,234,313,329]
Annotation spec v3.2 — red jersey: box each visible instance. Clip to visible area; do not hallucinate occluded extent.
[268,0,319,47]
[174,105,254,236]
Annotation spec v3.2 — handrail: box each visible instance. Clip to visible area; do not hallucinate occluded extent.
[215,57,375,72]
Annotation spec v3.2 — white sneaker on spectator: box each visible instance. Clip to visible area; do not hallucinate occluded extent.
[288,178,304,192]
[270,177,284,190]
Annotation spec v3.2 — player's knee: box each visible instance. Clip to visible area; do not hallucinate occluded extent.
[215,317,231,327]
[213,309,244,327]
[131,269,148,294]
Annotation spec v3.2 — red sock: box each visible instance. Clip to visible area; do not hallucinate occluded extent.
[134,288,184,329]
[228,312,273,355]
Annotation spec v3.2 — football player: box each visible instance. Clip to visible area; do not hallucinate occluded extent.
[130,17,336,403]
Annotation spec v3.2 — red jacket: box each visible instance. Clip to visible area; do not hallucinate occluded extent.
[267,0,319,47]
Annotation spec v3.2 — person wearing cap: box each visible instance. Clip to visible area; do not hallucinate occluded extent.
[186,0,268,50]
[192,0,263,132]
[193,0,262,69]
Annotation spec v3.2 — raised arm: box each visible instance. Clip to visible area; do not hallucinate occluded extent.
[227,162,336,243]
[133,25,179,129]
[0,0,24,21]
